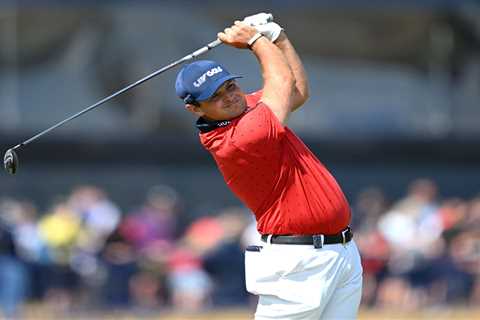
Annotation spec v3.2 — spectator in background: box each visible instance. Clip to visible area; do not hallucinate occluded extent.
[99,227,138,310]
[118,185,182,312]
[121,185,180,251]
[166,215,221,312]
[375,179,443,309]
[441,230,478,305]
[464,196,480,228]
[202,207,251,307]
[37,200,81,312]
[378,179,442,270]
[64,186,122,309]
[353,188,391,307]
[437,198,469,233]
[68,186,121,254]
[352,187,389,232]
[38,201,81,262]
[10,201,49,301]
[435,198,480,306]
[0,199,28,319]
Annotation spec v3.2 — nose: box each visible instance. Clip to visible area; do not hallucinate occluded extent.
[223,92,236,104]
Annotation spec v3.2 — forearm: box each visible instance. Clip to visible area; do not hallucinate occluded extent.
[217,21,295,124]
[251,36,295,123]
[252,36,294,88]
[275,32,310,111]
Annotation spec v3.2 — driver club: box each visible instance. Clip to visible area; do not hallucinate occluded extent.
[3,39,223,175]
[3,13,274,175]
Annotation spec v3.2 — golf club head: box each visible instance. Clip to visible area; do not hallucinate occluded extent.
[4,149,19,175]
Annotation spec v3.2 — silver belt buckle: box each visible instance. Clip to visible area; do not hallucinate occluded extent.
[312,234,324,248]
[341,229,348,245]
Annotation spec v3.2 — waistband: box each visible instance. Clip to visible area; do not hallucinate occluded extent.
[261,227,352,248]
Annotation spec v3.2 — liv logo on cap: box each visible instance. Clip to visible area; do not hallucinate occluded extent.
[193,66,223,88]
[175,60,242,103]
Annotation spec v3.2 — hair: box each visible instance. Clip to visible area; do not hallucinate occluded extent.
[183,94,199,106]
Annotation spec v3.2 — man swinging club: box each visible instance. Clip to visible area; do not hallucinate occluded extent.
[175,15,363,320]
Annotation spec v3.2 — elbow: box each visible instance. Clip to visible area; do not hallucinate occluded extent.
[302,84,310,102]
[298,78,310,103]
[292,83,309,109]
[297,85,309,106]
[288,82,309,111]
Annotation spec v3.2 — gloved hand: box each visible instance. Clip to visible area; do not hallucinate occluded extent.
[242,12,273,27]
[255,22,283,43]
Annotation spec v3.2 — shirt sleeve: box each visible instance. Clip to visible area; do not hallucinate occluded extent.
[230,103,286,156]
[245,90,263,107]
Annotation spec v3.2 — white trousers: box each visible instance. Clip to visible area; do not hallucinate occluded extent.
[245,240,363,319]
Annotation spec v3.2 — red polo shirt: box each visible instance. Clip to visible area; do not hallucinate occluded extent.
[199,91,351,235]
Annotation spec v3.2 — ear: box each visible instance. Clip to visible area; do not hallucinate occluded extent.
[185,104,204,117]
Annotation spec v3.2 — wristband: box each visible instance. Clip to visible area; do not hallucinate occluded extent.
[247,32,264,48]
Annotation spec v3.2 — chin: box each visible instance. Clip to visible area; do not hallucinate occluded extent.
[231,104,247,118]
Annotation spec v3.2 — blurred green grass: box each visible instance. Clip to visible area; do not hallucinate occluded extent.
[19,307,480,319]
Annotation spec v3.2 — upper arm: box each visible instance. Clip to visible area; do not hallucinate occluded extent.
[260,70,296,125]
[274,33,310,112]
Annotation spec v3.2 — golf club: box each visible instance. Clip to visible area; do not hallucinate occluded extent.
[2,42,221,176]
[2,39,221,175]
[3,13,273,175]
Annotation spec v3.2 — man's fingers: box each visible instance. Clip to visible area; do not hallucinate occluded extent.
[219,21,256,48]
[217,32,227,42]
[231,24,242,33]
[218,32,235,44]
[235,21,248,28]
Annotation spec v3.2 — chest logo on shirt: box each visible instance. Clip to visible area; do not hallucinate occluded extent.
[217,121,230,127]
[193,66,223,87]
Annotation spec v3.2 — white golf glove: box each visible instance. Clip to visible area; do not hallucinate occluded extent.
[242,12,273,27]
[255,22,283,43]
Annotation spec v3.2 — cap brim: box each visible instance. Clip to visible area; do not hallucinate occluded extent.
[196,74,242,102]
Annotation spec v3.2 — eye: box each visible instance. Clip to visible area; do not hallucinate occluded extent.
[226,83,236,91]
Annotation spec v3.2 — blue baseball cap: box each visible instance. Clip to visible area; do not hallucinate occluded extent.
[175,60,242,103]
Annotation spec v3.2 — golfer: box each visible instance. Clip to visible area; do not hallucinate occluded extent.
[175,18,363,320]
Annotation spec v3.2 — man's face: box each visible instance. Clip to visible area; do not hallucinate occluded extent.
[187,80,247,121]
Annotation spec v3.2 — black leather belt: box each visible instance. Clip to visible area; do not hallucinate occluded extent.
[261,227,352,249]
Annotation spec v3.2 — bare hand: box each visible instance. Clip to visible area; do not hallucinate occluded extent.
[217,21,259,49]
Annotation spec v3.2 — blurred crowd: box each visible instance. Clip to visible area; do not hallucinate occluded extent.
[353,179,480,310]
[1,179,479,318]
[0,185,253,319]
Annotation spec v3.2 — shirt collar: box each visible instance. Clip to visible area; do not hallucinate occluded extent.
[195,107,254,133]
[195,117,231,133]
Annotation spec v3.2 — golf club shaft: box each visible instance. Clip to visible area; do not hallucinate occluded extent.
[15,39,222,150]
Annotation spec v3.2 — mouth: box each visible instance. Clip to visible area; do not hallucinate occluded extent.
[224,97,242,109]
